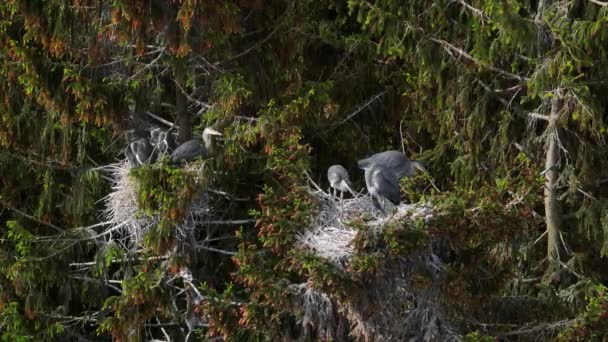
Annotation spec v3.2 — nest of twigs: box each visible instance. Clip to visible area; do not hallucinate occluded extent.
[297,185,434,267]
[101,160,210,249]
[293,180,460,341]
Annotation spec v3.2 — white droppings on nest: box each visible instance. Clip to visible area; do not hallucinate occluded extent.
[297,183,434,266]
[100,160,211,250]
[102,162,157,248]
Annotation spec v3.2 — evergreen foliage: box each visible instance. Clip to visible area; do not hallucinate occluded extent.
[0,0,607,340]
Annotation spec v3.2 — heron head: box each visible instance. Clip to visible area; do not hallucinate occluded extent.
[202,127,223,150]
[202,127,223,137]
[150,128,162,143]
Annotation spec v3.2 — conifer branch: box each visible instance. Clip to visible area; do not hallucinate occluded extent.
[0,201,64,233]
[498,319,574,337]
[431,38,528,82]
[449,0,488,20]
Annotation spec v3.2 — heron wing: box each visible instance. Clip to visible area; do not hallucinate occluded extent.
[373,168,401,205]
[359,151,409,179]
[170,140,203,163]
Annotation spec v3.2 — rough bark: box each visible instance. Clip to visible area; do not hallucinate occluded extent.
[175,61,191,144]
[544,91,564,261]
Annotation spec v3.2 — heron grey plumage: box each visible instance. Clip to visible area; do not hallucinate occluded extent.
[357,150,426,179]
[327,165,356,201]
[170,127,222,164]
[361,163,401,213]
[358,150,427,213]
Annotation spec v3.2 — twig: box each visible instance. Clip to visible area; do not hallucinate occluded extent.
[130,47,165,80]
[323,91,386,133]
[214,1,294,66]
[69,255,168,267]
[534,230,548,245]
[205,219,256,225]
[68,275,123,293]
[208,188,250,201]
[195,245,237,256]
[173,81,215,112]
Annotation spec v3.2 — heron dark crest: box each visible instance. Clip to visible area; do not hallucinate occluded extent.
[170,127,222,164]
[327,165,356,201]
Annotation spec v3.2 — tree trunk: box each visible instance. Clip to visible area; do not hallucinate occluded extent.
[544,91,563,261]
[175,60,191,144]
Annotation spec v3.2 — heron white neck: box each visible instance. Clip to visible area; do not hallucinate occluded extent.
[202,132,213,151]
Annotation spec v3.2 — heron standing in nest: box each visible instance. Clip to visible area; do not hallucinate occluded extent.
[358,150,426,214]
[327,165,356,201]
[170,127,223,164]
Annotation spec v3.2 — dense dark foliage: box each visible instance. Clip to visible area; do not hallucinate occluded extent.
[1,0,608,340]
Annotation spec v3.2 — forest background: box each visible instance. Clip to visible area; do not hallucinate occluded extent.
[1,0,608,341]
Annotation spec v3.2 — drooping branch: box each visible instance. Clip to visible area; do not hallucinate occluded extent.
[449,0,488,21]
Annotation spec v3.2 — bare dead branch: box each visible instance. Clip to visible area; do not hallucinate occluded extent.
[195,244,237,256]
[142,111,176,128]
[590,0,608,6]
[322,91,387,133]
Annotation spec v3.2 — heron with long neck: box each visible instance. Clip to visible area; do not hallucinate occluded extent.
[170,127,223,164]
[327,165,356,201]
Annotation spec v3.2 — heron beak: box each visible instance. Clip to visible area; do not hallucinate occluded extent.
[206,128,223,136]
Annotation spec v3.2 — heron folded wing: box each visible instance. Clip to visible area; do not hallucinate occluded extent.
[374,169,401,205]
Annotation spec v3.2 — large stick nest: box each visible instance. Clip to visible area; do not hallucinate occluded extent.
[101,161,210,250]
[294,184,460,341]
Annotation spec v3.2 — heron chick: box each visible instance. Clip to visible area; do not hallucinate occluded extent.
[170,127,223,164]
[130,137,154,167]
[327,165,356,201]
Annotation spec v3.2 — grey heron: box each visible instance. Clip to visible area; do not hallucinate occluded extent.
[327,165,356,201]
[170,127,222,164]
[357,150,426,179]
[130,137,154,166]
[361,163,401,214]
